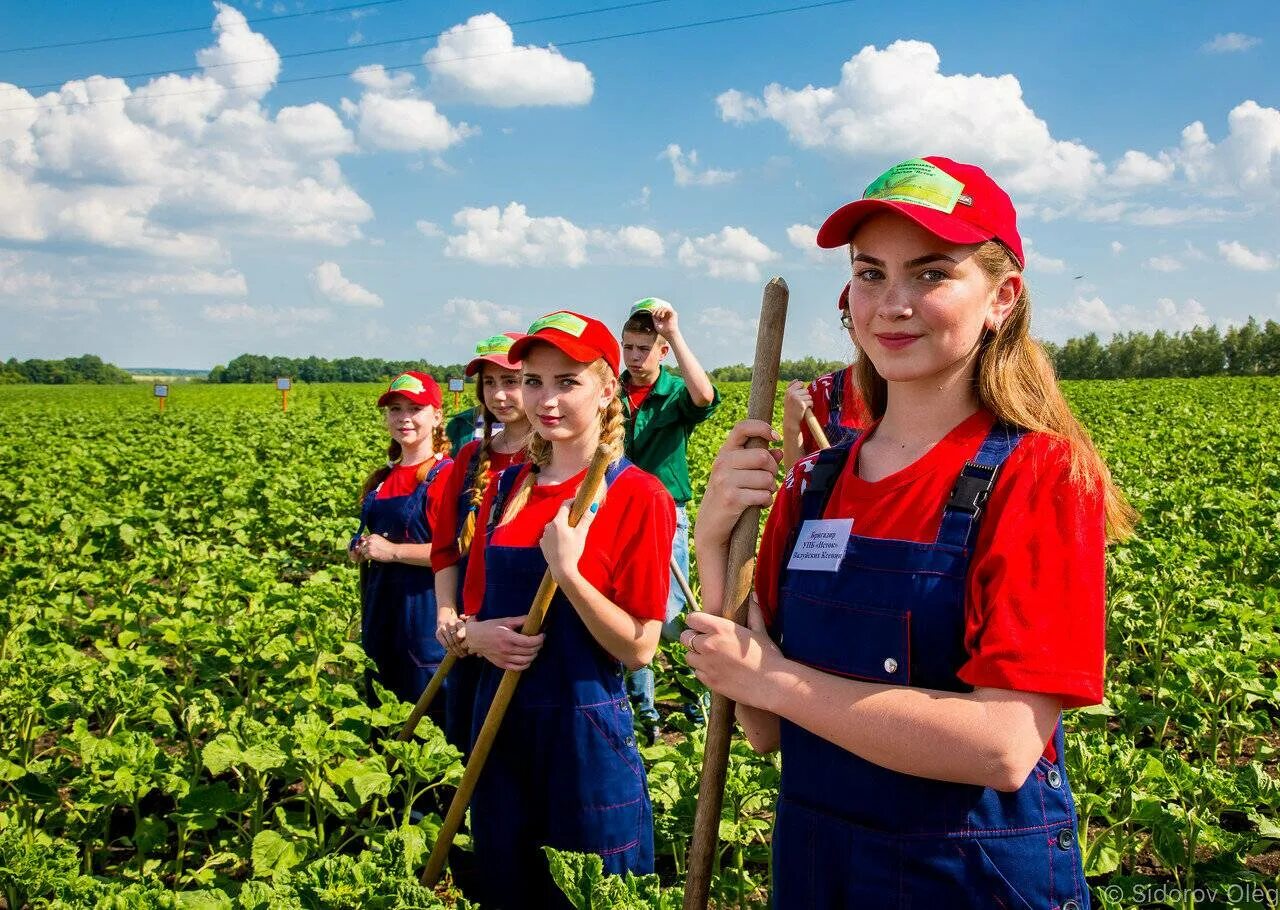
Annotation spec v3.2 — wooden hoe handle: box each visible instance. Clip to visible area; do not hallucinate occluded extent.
[420,445,613,886]
[683,277,789,909]
[803,407,831,451]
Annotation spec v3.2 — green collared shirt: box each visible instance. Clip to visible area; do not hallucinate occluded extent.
[445,406,479,455]
[621,368,720,503]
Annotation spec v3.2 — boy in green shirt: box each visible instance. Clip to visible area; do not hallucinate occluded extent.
[620,298,720,743]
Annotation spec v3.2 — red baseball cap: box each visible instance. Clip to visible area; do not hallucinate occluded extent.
[816,156,1024,268]
[509,310,622,377]
[465,332,524,377]
[377,371,443,408]
[837,280,851,311]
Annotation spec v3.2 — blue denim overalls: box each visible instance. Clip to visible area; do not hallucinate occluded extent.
[468,461,655,910]
[357,459,450,707]
[773,425,1089,910]
[443,447,485,755]
[822,366,858,447]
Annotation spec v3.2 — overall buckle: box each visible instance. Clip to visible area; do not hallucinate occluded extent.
[946,462,997,515]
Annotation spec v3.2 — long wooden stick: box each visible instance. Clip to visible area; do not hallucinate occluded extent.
[399,548,687,745]
[397,653,456,742]
[802,406,831,451]
[683,277,789,910]
[420,445,613,886]
[670,557,698,613]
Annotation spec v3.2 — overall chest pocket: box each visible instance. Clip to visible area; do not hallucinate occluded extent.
[778,591,911,685]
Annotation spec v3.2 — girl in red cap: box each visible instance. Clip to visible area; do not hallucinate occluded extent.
[780,280,870,470]
[687,156,1134,908]
[351,371,453,710]
[430,332,533,754]
[458,310,675,909]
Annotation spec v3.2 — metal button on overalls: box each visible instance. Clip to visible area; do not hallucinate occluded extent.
[1047,766,1063,789]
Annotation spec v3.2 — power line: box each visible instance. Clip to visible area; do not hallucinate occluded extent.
[0,0,406,55]
[0,0,855,114]
[7,0,675,94]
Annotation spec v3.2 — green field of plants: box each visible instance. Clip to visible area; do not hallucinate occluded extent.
[1,378,1277,909]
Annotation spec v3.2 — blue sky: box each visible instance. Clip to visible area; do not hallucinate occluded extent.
[1,0,1277,368]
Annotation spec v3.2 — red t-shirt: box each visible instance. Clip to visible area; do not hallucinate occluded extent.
[374,456,452,541]
[625,380,655,414]
[800,368,871,451]
[757,410,1106,721]
[462,462,676,624]
[430,438,527,573]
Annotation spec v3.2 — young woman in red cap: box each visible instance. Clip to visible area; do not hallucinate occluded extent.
[687,156,1134,908]
[430,332,532,753]
[780,280,870,470]
[351,371,453,709]
[459,310,675,909]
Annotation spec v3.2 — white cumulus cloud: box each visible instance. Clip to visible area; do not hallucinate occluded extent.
[677,227,778,282]
[424,13,593,107]
[1218,240,1276,270]
[1144,255,1184,272]
[1045,295,1211,337]
[443,297,521,330]
[342,65,475,153]
[309,261,383,307]
[717,40,1104,197]
[0,8,372,258]
[1202,33,1261,53]
[1175,100,1280,196]
[442,202,662,267]
[661,144,736,187]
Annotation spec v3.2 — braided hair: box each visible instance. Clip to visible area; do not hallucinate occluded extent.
[457,404,498,556]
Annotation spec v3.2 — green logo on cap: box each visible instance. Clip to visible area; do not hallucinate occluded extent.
[474,335,515,357]
[862,158,964,214]
[528,311,588,338]
[630,297,669,315]
[388,373,425,394]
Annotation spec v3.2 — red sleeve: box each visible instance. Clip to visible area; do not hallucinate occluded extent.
[461,464,531,616]
[957,436,1107,708]
[592,470,676,622]
[431,442,476,572]
[753,455,813,629]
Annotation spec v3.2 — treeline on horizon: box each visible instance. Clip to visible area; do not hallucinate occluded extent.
[1,355,132,385]
[7,318,1280,385]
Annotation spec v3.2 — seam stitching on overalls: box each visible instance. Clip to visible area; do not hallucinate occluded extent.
[582,708,644,786]
[1038,771,1055,906]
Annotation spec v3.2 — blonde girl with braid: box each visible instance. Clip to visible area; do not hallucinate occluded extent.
[455,311,675,909]
[429,332,531,753]
[350,371,453,709]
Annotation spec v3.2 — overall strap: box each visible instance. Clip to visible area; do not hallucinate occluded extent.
[783,431,861,558]
[826,367,847,431]
[403,457,450,543]
[485,457,634,539]
[486,463,527,538]
[935,424,1025,549]
[455,444,485,546]
[603,456,633,486]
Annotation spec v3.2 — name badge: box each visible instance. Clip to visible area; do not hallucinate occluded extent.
[786,519,854,572]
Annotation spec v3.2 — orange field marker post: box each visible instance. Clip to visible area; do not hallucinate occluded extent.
[153,382,168,414]
[447,376,465,414]
[276,376,291,411]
